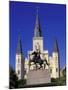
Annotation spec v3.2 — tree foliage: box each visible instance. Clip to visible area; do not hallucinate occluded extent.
[51,67,66,86]
[9,66,18,89]
[17,79,26,88]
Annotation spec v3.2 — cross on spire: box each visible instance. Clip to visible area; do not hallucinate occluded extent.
[37,7,39,17]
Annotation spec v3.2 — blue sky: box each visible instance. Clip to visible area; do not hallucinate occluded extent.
[10,1,66,70]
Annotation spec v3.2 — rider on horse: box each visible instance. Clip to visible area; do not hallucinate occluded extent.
[29,46,49,69]
[31,50,41,63]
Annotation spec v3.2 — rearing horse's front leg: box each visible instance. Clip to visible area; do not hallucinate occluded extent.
[44,63,46,69]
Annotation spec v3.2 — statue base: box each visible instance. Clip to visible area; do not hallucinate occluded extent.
[27,69,51,85]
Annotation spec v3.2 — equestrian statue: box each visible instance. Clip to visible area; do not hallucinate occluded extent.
[29,49,49,70]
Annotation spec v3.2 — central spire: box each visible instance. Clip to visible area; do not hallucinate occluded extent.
[34,7,42,37]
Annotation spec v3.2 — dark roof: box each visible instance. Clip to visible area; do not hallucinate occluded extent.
[16,34,22,54]
[53,39,59,52]
[34,9,42,37]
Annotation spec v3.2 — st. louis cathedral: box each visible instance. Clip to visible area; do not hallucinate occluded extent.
[15,9,60,84]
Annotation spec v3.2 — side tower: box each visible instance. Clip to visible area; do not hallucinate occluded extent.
[15,35,24,80]
[50,39,60,78]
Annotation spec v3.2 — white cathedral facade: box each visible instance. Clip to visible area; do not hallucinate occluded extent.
[15,10,60,80]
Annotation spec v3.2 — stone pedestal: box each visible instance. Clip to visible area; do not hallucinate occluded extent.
[27,69,51,85]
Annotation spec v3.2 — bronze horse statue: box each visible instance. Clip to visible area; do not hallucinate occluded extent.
[29,51,49,70]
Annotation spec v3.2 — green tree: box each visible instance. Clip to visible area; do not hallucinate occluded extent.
[17,79,26,88]
[9,66,18,89]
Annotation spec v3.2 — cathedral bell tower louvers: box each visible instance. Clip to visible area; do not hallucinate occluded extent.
[16,34,24,80]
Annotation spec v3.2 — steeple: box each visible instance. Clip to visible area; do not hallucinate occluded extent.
[16,33,25,80]
[16,34,22,54]
[53,39,59,52]
[34,8,42,37]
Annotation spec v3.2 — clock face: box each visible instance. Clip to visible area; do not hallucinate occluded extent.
[35,42,40,51]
